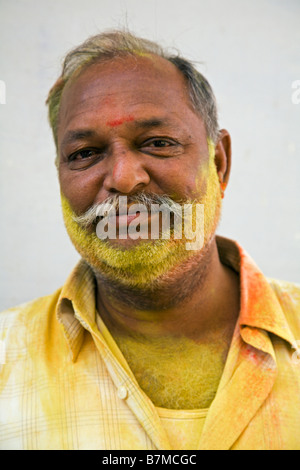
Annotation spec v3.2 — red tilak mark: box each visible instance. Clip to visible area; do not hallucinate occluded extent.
[106,116,134,127]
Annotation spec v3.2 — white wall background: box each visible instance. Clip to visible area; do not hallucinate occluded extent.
[0,0,299,310]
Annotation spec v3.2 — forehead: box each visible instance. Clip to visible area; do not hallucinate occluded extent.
[57,54,199,134]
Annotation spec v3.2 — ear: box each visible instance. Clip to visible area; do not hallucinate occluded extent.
[214,129,232,188]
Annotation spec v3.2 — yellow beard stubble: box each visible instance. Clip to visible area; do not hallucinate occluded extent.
[61,139,222,288]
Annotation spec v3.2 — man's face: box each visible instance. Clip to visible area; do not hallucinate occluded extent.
[57,54,222,286]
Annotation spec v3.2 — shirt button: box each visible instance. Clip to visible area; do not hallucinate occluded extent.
[117,386,128,400]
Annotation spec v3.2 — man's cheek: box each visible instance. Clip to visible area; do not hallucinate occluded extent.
[59,176,95,215]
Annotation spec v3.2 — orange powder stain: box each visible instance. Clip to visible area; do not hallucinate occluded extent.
[106,115,134,127]
[243,344,260,364]
[220,182,227,199]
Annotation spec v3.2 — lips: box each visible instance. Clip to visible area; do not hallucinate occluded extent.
[110,209,149,227]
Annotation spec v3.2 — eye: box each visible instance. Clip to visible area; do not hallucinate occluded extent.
[147,139,173,147]
[69,149,98,161]
[140,137,180,156]
[67,148,105,169]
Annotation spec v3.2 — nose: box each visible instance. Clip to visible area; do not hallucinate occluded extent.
[103,147,151,195]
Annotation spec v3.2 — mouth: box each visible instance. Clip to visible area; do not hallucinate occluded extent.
[94,203,150,226]
[94,205,166,242]
[88,197,180,242]
[113,206,150,226]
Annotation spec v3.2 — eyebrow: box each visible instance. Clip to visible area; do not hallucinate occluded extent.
[60,117,175,147]
[132,117,172,129]
[61,129,98,147]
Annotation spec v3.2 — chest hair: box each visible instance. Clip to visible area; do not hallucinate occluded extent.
[115,333,231,409]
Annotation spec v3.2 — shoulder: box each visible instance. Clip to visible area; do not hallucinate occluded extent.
[0,289,62,340]
[268,277,300,309]
[267,278,300,337]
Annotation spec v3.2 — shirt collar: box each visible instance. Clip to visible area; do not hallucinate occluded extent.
[56,236,296,361]
[56,259,97,361]
[216,236,295,348]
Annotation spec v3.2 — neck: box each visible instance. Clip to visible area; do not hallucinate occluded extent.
[95,237,240,342]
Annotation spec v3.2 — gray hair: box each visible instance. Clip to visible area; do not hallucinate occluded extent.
[46,30,220,152]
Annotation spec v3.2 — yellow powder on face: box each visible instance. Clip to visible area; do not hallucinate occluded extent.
[60,139,222,287]
[61,196,188,285]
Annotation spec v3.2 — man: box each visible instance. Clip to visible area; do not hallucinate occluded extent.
[0,30,300,450]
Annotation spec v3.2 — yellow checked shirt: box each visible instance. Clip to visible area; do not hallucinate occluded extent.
[0,236,300,450]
